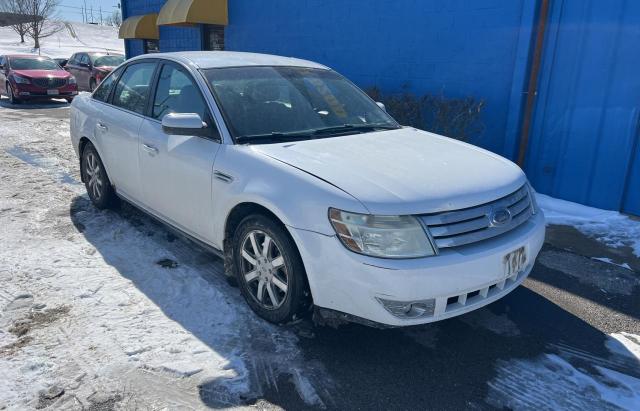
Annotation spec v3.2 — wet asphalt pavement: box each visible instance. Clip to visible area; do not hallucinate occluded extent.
[2,100,639,410]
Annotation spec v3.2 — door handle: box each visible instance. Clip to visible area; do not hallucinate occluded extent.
[96,122,108,132]
[142,143,158,154]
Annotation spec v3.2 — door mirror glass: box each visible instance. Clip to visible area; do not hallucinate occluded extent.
[376,101,386,111]
[162,113,208,136]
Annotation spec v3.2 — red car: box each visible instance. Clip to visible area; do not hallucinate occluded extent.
[0,54,78,104]
[65,52,125,91]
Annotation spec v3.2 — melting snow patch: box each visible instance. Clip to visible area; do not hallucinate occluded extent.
[487,333,640,410]
[537,193,640,258]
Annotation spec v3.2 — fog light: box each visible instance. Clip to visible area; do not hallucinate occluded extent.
[376,297,435,319]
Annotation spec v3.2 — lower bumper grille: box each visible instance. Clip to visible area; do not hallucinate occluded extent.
[420,185,535,250]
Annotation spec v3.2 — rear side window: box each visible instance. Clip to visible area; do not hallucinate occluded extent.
[92,67,123,102]
[152,64,207,120]
[111,62,156,115]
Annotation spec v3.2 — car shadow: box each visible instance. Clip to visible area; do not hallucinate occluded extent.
[69,195,638,410]
[530,243,640,321]
[0,96,70,110]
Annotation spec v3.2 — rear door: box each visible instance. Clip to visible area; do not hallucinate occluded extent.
[66,54,79,84]
[77,54,92,91]
[137,61,222,242]
[94,61,157,200]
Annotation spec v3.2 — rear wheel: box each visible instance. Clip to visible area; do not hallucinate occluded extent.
[81,142,118,209]
[233,214,309,324]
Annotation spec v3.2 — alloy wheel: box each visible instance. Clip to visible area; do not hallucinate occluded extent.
[240,230,289,309]
[85,151,103,201]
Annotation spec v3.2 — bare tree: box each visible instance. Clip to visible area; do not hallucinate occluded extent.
[1,0,30,43]
[24,0,62,50]
[105,9,121,28]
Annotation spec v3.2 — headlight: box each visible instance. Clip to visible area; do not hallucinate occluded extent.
[68,76,76,84]
[329,208,435,258]
[13,75,30,84]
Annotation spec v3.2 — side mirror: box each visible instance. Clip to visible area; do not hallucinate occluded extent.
[162,112,209,137]
[376,101,386,112]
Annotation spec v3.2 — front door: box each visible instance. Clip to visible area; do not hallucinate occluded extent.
[138,62,222,242]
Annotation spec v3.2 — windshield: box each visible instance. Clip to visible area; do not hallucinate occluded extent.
[92,55,125,67]
[10,57,60,70]
[203,66,399,143]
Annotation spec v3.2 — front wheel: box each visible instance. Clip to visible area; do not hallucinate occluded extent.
[81,142,118,209]
[7,83,20,105]
[233,214,309,324]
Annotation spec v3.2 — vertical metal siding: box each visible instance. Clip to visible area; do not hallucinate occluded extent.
[527,0,640,213]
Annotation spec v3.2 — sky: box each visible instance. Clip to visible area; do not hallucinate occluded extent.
[56,0,121,23]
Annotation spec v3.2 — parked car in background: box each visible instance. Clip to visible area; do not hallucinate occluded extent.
[65,52,125,92]
[53,58,69,68]
[70,51,545,327]
[0,54,78,104]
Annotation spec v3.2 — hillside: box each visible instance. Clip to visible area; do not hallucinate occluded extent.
[0,22,124,58]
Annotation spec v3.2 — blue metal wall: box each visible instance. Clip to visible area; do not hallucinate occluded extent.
[123,0,536,157]
[121,0,639,214]
[526,0,640,214]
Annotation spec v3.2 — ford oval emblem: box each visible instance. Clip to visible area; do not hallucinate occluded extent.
[490,208,512,226]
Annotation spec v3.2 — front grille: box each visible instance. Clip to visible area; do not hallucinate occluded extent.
[420,185,534,250]
[32,77,66,89]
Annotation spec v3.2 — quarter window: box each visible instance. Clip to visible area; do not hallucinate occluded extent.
[152,64,207,120]
[112,62,156,115]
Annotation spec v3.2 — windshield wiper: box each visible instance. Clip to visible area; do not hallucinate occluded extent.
[310,123,399,136]
[235,131,314,144]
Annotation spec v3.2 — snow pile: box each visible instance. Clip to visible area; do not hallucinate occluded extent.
[537,193,640,257]
[487,333,640,410]
[0,113,331,409]
[0,21,123,58]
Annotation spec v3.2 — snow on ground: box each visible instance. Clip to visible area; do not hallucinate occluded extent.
[0,111,331,409]
[487,333,640,410]
[537,193,640,258]
[0,22,123,59]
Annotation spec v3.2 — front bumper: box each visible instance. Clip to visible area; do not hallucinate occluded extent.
[290,212,545,327]
[14,82,78,98]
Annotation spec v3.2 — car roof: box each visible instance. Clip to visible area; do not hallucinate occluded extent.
[130,51,329,70]
[86,52,123,55]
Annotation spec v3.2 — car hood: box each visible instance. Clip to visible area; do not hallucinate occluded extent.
[253,128,527,215]
[12,69,70,78]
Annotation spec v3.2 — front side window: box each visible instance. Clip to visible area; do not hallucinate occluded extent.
[79,54,90,65]
[152,64,207,120]
[112,62,156,115]
[203,66,399,142]
[9,57,59,70]
[93,67,123,102]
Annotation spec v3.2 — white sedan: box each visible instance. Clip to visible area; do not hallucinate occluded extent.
[70,51,545,327]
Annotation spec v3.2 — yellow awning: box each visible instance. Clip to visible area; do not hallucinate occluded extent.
[118,14,159,40]
[157,0,228,27]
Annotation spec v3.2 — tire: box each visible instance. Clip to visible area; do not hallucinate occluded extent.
[7,83,20,105]
[232,214,309,324]
[89,78,96,92]
[81,142,118,209]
